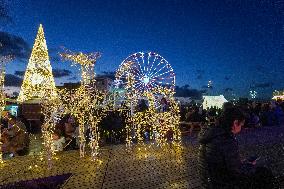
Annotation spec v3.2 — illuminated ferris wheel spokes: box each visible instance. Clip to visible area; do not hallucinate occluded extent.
[116,52,175,95]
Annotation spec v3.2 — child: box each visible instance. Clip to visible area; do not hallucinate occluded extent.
[51,130,65,152]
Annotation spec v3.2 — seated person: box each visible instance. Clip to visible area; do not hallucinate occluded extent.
[1,111,11,129]
[2,116,29,156]
[62,114,78,150]
[65,122,75,140]
[8,115,27,132]
[51,130,65,152]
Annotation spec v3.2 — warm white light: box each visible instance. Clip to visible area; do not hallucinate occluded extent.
[17,24,57,102]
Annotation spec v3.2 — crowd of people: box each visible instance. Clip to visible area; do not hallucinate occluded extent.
[194,100,284,188]
[0,113,80,157]
[180,100,284,131]
[2,98,284,157]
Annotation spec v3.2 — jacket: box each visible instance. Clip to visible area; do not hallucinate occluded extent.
[198,127,249,188]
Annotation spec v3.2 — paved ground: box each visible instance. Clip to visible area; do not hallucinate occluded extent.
[1,126,284,189]
[0,144,201,189]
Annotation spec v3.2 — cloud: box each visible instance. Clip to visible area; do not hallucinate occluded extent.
[14,70,25,77]
[14,68,72,78]
[0,32,60,63]
[224,87,233,92]
[97,71,116,80]
[52,68,72,78]
[175,85,205,99]
[0,31,31,60]
[50,56,61,62]
[4,74,22,86]
[48,47,61,63]
[254,82,273,89]
[67,76,78,80]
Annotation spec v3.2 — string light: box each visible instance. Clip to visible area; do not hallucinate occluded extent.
[40,48,107,163]
[59,49,107,159]
[0,55,13,163]
[60,48,101,86]
[115,52,175,95]
[14,24,57,167]
[115,52,181,147]
[249,90,257,99]
[17,24,57,103]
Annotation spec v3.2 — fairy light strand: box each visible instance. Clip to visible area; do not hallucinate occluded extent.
[17,24,57,103]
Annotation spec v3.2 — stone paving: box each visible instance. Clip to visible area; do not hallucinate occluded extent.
[0,144,201,189]
[0,126,284,189]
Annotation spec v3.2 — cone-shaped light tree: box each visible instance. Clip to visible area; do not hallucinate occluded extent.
[17,24,57,103]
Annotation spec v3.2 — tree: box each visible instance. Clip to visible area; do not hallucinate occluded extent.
[17,24,57,102]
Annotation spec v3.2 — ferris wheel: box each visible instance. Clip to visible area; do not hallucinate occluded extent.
[115,52,175,95]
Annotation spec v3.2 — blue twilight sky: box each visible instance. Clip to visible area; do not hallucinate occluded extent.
[0,0,283,98]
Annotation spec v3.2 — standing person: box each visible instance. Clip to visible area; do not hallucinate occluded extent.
[198,107,276,188]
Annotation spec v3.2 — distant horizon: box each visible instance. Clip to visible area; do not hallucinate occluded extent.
[4,83,275,101]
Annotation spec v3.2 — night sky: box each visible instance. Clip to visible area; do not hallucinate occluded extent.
[0,0,283,99]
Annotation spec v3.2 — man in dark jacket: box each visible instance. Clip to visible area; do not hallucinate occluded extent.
[198,107,250,188]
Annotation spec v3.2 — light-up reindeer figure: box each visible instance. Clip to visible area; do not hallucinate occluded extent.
[60,49,101,158]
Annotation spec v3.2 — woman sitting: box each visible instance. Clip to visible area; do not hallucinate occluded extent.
[2,116,29,156]
[51,130,65,152]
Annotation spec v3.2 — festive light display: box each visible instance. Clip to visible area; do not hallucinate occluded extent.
[60,48,101,86]
[249,90,257,99]
[17,24,57,103]
[207,80,213,88]
[272,90,284,100]
[0,55,12,163]
[116,52,175,96]
[59,49,106,159]
[41,50,180,165]
[116,52,181,147]
[41,97,64,168]
[38,49,108,163]
[128,90,181,146]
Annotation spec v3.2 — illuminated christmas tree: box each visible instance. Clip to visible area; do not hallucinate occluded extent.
[17,24,57,103]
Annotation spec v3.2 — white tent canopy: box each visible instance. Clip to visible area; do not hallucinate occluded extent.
[272,95,284,100]
[202,95,228,109]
